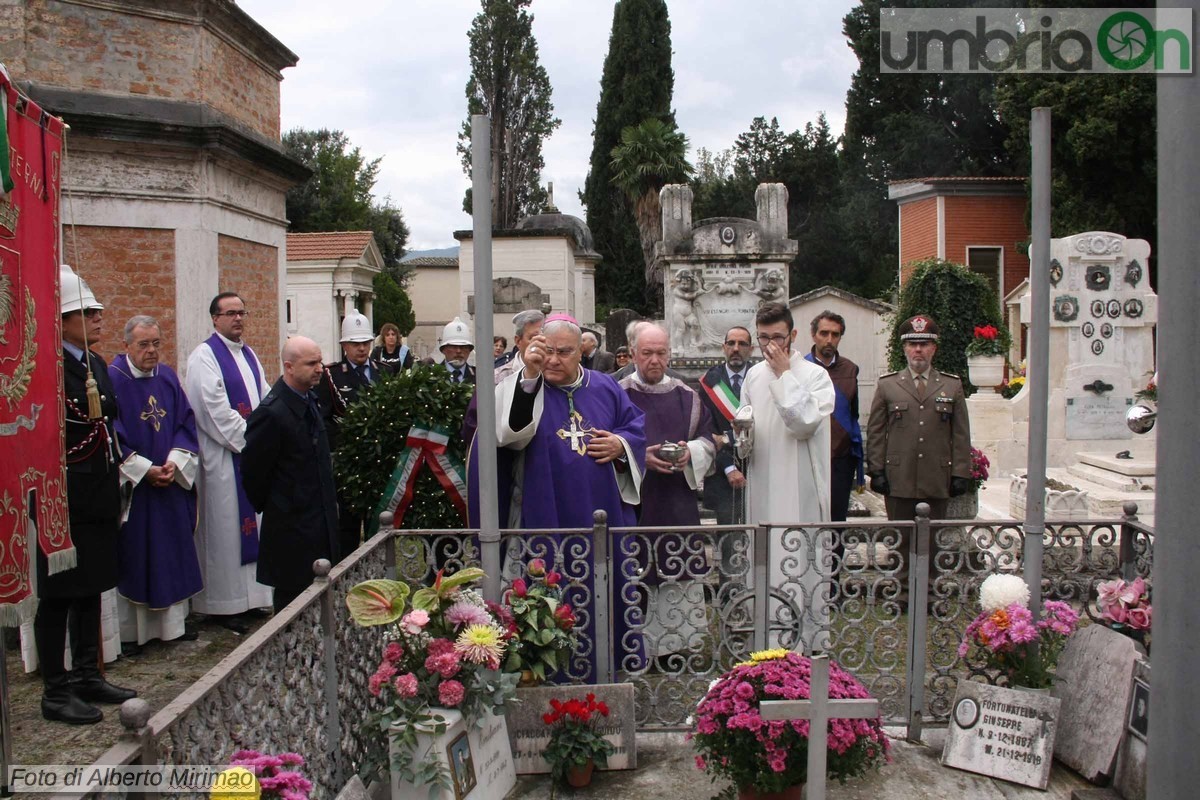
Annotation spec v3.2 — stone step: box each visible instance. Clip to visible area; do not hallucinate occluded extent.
[1045,468,1156,518]
[1077,451,1156,477]
[1066,461,1156,492]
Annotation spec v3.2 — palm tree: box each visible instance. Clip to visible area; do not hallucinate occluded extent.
[610,118,693,304]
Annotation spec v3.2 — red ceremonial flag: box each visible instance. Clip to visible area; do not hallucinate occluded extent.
[0,70,72,626]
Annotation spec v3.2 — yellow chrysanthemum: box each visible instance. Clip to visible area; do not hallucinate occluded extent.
[210,767,260,799]
[454,623,506,665]
[749,648,791,663]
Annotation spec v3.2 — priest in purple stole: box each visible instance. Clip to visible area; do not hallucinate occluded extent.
[618,323,715,661]
[109,316,203,645]
[495,316,647,681]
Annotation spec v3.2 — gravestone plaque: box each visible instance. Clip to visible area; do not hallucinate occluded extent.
[1052,624,1143,782]
[941,680,1060,789]
[505,683,636,774]
[1065,394,1132,440]
[390,708,514,800]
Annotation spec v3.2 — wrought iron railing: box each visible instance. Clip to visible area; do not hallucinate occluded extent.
[68,502,1151,798]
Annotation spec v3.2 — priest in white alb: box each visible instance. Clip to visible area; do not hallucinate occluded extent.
[741,301,835,648]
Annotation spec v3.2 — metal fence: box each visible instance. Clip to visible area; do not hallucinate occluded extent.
[70,503,1152,798]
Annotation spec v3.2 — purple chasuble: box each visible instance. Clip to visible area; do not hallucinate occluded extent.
[620,377,714,526]
[510,369,648,680]
[204,333,263,564]
[109,356,204,608]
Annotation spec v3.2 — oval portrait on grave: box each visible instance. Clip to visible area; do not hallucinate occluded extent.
[1107,299,1122,318]
[1101,323,1113,339]
[953,697,981,730]
[1091,300,1106,318]
[1053,295,1079,323]
[1082,322,1095,337]
[720,225,736,245]
[1092,339,1105,355]
[1124,298,1144,318]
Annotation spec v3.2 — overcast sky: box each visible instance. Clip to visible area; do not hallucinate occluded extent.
[237,0,860,251]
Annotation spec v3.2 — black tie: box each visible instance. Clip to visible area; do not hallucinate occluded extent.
[731,373,743,396]
[453,368,462,384]
[304,394,320,439]
[358,363,370,383]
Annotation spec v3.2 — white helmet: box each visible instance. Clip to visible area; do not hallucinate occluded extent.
[439,317,474,350]
[340,309,373,343]
[60,264,103,314]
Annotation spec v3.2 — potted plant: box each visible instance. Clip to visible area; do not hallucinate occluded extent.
[346,568,519,792]
[502,558,580,685]
[958,574,1080,690]
[1096,576,1152,653]
[541,693,615,788]
[689,649,889,799]
[948,446,990,519]
[965,324,1008,389]
[211,751,311,800]
[1000,360,1026,399]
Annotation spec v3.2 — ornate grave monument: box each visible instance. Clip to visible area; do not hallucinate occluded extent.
[654,183,797,375]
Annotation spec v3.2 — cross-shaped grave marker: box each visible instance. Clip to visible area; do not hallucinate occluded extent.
[759,654,881,800]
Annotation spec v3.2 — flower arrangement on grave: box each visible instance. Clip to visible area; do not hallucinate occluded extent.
[346,568,519,790]
[210,751,311,800]
[688,649,889,795]
[1134,376,1157,404]
[1097,576,1152,652]
[968,447,990,493]
[541,693,615,788]
[965,323,1008,357]
[999,374,1025,399]
[502,558,580,684]
[958,574,1080,689]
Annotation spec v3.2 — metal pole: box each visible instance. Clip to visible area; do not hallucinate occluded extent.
[906,508,930,743]
[1024,107,1051,621]
[471,114,501,603]
[1149,11,1200,794]
[591,511,612,683]
[1,630,11,798]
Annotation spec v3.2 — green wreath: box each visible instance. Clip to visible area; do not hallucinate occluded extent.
[333,364,474,529]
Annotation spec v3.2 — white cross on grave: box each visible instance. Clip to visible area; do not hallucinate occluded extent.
[759,654,880,800]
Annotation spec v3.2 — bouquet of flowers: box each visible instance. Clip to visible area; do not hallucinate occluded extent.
[346,568,518,790]
[689,649,889,795]
[1097,577,1152,651]
[969,447,990,492]
[958,574,1080,689]
[541,693,615,787]
[965,323,1009,357]
[1134,377,1157,404]
[211,751,311,800]
[503,558,579,683]
[999,375,1025,399]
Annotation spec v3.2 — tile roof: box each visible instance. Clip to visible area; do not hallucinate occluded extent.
[887,176,1026,186]
[286,231,376,261]
[404,256,458,268]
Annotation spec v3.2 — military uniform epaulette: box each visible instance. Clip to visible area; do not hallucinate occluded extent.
[880,370,901,378]
[260,390,281,407]
[939,372,961,380]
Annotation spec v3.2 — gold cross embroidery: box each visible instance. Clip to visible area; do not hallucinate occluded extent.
[140,395,167,432]
[556,411,596,456]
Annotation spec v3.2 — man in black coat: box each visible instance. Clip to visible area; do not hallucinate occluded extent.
[35,266,137,724]
[697,326,752,527]
[242,336,339,612]
[315,310,383,557]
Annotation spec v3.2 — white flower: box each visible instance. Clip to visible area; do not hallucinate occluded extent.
[979,574,1030,612]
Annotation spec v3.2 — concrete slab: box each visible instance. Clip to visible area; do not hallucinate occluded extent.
[1077,453,1155,477]
[504,729,1093,800]
[1066,462,1154,492]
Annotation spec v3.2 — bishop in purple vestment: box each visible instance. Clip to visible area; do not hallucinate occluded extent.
[496,317,647,680]
[109,317,203,645]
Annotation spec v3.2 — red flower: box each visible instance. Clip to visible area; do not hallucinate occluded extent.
[545,570,562,587]
[528,558,547,577]
[512,578,528,598]
[974,324,999,340]
[553,603,576,630]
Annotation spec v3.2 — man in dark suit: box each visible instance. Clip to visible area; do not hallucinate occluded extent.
[581,330,616,373]
[438,317,476,385]
[35,266,137,724]
[242,336,339,612]
[697,326,753,525]
[316,310,382,556]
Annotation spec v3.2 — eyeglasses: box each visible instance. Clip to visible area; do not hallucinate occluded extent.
[724,340,752,348]
[133,339,162,351]
[215,310,250,319]
[756,334,790,345]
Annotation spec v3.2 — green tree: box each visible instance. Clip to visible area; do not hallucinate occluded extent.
[458,0,561,229]
[583,0,675,312]
[888,259,1010,394]
[609,118,693,308]
[283,128,411,279]
[373,272,415,336]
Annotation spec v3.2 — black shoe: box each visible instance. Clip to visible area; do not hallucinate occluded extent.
[217,616,251,634]
[121,640,144,657]
[244,607,274,619]
[75,677,137,705]
[41,691,103,725]
[175,627,199,642]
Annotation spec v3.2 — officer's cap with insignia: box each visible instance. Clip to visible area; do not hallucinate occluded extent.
[899,314,939,342]
[340,309,373,343]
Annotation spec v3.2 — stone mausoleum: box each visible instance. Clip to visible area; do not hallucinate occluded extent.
[1,0,306,379]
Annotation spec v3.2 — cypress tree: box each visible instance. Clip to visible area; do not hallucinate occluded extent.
[583,0,674,313]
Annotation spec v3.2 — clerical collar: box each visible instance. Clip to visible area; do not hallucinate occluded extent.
[216,331,244,352]
[632,370,669,386]
[63,341,86,362]
[550,369,585,391]
[127,360,156,379]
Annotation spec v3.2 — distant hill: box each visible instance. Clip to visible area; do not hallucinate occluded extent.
[401,246,459,262]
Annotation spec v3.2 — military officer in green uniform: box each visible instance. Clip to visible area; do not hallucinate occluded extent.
[866,314,972,522]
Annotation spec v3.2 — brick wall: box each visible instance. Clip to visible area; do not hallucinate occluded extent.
[218,234,280,382]
[899,197,938,282]
[63,225,176,364]
[15,0,282,140]
[943,195,1030,297]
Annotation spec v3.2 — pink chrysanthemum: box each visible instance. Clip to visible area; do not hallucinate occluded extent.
[445,601,492,628]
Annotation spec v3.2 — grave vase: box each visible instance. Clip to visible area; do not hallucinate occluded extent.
[967,354,1005,390]
[736,784,804,800]
[945,490,979,520]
